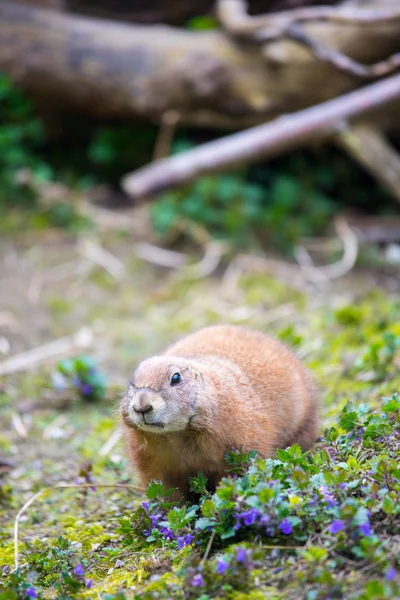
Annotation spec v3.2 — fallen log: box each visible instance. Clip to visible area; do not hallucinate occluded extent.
[0,0,399,127]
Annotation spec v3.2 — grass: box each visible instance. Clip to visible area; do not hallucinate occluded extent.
[0,225,399,599]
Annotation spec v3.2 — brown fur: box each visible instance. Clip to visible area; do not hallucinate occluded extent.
[120,325,318,500]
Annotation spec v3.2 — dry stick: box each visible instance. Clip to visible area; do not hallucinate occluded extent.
[336,123,400,205]
[79,201,132,231]
[14,483,144,570]
[200,530,216,567]
[10,412,28,438]
[99,428,122,456]
[78,239,126,280]
[294,218,359,282]
[122,74,400,199]
[184,242,227,280]
[0,327,93,377]
[153,110,180,161]
[285,23,400,79]
[133,242,188,269]
[314,218,359,280]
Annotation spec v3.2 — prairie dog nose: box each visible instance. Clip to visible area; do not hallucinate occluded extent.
[132,391,154,415]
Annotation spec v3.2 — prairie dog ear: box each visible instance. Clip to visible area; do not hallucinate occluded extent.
[185,365,202,380]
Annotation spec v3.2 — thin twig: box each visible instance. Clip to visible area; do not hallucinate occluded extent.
[316,218,359,280]
[10,412,29,438]
[285,24,400,79]
[99,428,122,456]
[133,242,188,269]
[153,110,180,161]
[217,0,400,38]
[14,483,144,570]
[295,218,359,282]
[200,530,216,567]
[294,245,329,286]
[79,199,133,231]
[336,123,400,204]
[78,239,126,280]
[184,242,227,280]
[0,327,93,377]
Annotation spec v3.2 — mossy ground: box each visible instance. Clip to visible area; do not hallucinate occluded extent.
[0,220,399,599]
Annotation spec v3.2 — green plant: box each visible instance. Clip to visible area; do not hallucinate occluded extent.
[185,15,219,30]
[151,143,337,253]
[0,73,93,233]
[113,395,400,599]
[353,333,400,382]
[0,537,92,599]
[0,73,49,206]
[53,355,107,402]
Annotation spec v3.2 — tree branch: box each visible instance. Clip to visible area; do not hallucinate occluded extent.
[336,123,400,205]
[217,0,400,39]
[286,23,400,79]
[121,74,400,199]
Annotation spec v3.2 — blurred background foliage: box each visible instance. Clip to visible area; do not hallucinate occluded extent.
[1,71,399,254]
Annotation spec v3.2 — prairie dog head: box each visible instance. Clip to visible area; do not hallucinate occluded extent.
[121,356,203,433]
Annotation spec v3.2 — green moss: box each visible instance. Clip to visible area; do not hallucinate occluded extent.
[0,540,16,567]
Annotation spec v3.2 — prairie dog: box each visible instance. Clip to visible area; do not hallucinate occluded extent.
[121,325,318,500]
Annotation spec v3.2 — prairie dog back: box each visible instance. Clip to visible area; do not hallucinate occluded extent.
[121,325,318,499]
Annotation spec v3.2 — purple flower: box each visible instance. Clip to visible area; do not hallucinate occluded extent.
[184,533,194,545]
[279,519,293,535]
[236,547,247,564]
[177,534,194,550]
[234,508,260,530]
[260,515,270,526]
[191,573,205,587]
[177,537,186,550]
[74,564,84,577]
[359,522,372,536]
[25,588,37,598]
[242,509,260,526]
[149,513,162,528]
[233,513,242,531]
[330,519,344,534]
[86,579,93,589]
[319,485,337,507]
[216,559,229,575]
[159,526,175,541]
[141,502,150,512]
[81,383,93,396]
[386,567,397,581]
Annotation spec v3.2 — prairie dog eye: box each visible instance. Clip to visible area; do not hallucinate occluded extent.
[170,372,181,386]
